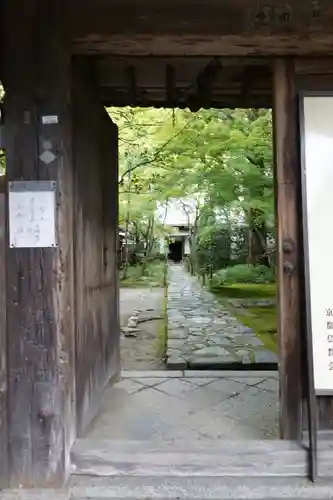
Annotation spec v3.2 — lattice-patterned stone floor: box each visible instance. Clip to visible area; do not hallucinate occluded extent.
[84,371,279,441]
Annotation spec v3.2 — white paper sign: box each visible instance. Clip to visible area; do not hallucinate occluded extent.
[42,115,59,125]
[301,95,333,394]
[9,181,56,248]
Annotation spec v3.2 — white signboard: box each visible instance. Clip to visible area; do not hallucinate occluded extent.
[301,94,333,394]
[8,181,57,248]
[42,115,59,125]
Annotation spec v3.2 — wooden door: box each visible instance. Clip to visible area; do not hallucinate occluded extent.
[72,61,120,435]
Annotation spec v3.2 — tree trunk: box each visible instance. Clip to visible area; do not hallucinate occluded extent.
[247,208,269,266]
[141,213,155,275]
[122,171,132,279]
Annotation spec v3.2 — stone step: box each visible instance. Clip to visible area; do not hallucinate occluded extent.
[4,476,333,500]
[70,438,333,478]
[0,492,68,500]
[68,476,333,499]
[3,475,333,499]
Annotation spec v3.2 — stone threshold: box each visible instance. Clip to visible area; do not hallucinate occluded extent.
[167,360,278,370]
[121,369,278,379]
[70,438,333,479]
[5,476,333,499]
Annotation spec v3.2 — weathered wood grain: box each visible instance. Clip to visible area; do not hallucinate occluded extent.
[5,0,42,486]
[4,0,75,487]
[71,0,333,56]
[72,58,120,436]
[272,58,302,439]
[100,108,120,389]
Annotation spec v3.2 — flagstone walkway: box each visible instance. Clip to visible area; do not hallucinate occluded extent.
[166,265,278,370]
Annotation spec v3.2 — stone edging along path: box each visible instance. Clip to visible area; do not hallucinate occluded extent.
[166,265,278,370]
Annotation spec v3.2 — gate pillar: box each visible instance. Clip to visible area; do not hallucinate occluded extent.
[3,0,75,487]
[272,58,303,440]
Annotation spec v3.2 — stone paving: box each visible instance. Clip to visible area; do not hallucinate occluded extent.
[167,265,278,370]
[83,371,279,440]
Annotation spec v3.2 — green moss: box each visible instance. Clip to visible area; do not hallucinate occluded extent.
[156,317,167,359]
[121,261,166,288]
[212,283,277,353]
[234,306,277,354]
[155,282,168,359]
[211,283,276,298]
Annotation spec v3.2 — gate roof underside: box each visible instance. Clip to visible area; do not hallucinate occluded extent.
[69,0,333,109]
[95,56,272,109]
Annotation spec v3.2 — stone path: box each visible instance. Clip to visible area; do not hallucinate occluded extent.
[167,265,278,370]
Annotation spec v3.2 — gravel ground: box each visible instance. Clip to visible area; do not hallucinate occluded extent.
[120,287,166,371]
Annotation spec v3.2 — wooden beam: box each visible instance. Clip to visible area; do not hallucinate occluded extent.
[295,58,333,75]
[272,58,302,440]
[72,1,333,38]
[100,88,272,109]
[71,1,333,56]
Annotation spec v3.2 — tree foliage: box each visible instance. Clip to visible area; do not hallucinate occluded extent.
[109,106,274,276]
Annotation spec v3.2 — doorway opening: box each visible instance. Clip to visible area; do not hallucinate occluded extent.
[168,238,184,262]
[80,98,279,446]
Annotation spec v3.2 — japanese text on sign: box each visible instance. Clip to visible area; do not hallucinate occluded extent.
[301,94,333,394]
[8,181,56,248]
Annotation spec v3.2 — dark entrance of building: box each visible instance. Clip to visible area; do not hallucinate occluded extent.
[168,239,183,262]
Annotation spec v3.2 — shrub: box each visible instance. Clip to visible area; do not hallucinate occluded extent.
[196,225,232,274]
[121,260,166,287]
[211,264,275,286]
